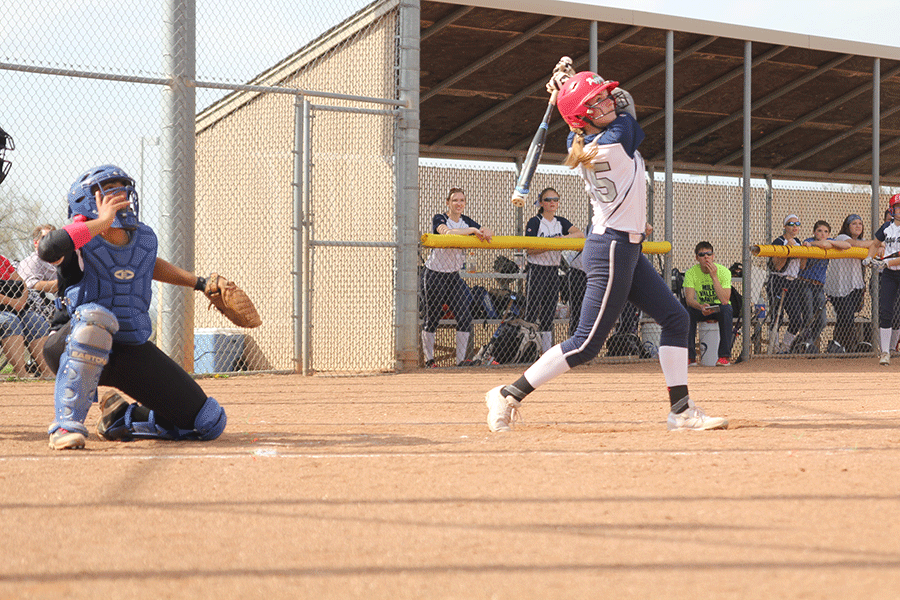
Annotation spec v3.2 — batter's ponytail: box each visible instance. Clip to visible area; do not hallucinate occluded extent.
[563,127,597,169]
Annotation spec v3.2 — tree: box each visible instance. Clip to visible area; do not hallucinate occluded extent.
[0,184,51,262]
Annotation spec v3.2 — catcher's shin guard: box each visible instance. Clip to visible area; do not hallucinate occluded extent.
[102,397,226,441]
[192,397,227,440]
[49,304,118,436]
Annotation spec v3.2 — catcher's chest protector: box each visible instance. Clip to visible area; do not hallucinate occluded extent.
[67,224,158,344]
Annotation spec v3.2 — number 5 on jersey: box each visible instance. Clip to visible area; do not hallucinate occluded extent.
[589,161,618,203]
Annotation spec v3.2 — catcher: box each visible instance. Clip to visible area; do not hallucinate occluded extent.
[39,164,260,450]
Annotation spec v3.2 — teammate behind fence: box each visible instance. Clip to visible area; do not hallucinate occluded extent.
[768,215,804,353]
[421,187,493,367]
[40,165,228,449]
[485,70,727,432]
[524,187,583,353]
[794,221,850,352]
[873,194,900,365]
[825,214,881,353]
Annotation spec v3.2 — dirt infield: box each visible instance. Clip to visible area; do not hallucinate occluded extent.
[3,358,900,599]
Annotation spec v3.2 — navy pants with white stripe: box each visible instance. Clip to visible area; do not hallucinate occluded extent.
[559,230,688,367]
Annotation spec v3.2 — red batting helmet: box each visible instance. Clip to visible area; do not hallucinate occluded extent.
[891,193,900,209]
[557,71,619,129]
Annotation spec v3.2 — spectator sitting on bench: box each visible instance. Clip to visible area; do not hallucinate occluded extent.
[683,241,733,366]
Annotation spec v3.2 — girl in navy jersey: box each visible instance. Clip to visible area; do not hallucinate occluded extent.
[524,187,583,353]
[486,71,727,432]
[422,187,493,367]
[873,194,900,364]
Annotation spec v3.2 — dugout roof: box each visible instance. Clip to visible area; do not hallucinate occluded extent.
[420,1,900,186]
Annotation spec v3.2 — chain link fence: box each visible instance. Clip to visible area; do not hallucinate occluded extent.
[418,162,898,367]
[1,0,401,378]
[2,0,897,379]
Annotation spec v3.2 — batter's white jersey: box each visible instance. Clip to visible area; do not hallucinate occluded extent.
[579,143,646,236]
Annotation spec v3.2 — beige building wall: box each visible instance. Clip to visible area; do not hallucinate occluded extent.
[195,8,399,373]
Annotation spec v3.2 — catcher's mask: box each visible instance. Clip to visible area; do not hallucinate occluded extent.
[557,71,628,129]
[68,164,140,230]
[0,126,13,186]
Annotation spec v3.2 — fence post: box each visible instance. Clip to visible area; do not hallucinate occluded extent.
[159,0,196,370]
[395,0,421,371]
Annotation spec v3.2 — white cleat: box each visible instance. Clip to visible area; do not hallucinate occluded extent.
[880,352,891,366]
[49,429,87,450]
[667,399,728,431]
[485,386,521,432]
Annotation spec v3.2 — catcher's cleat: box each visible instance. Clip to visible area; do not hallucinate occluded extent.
[97,391,133,441]
[49,429,86,450]
[485,386,521,432]
[667,399,728,431]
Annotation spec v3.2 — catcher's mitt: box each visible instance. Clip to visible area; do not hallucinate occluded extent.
[204,273,262,328]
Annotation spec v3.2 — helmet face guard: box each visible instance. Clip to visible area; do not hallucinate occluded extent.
[0,126,13,186]
[557,71,620,129]
[68,164,139,230]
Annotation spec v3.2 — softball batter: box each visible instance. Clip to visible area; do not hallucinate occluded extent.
[524,187,582,353]
[486,71,727,432]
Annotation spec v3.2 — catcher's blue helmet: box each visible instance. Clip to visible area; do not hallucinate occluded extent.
[68,164,139,230]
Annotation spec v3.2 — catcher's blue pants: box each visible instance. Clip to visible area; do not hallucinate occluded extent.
[559,229,688,368]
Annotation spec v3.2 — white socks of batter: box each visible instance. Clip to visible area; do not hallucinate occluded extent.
[522,344,570,389]
[658,345,688,388]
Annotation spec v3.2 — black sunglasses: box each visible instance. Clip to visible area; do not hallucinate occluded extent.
[785,221,801,227]
[541,197,560,202]
[696,251,713,257]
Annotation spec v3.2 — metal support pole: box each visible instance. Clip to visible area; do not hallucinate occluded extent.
[160,0,196,369]
[301,99,313,375]
[741,41,752,361]
[292,96,304,373]
[664,30,674,286]
[765,174,773,247]
[395,0,421,371]
[872,58,881,351]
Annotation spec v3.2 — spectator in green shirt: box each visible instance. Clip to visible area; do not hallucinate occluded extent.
[683,242,733,366]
